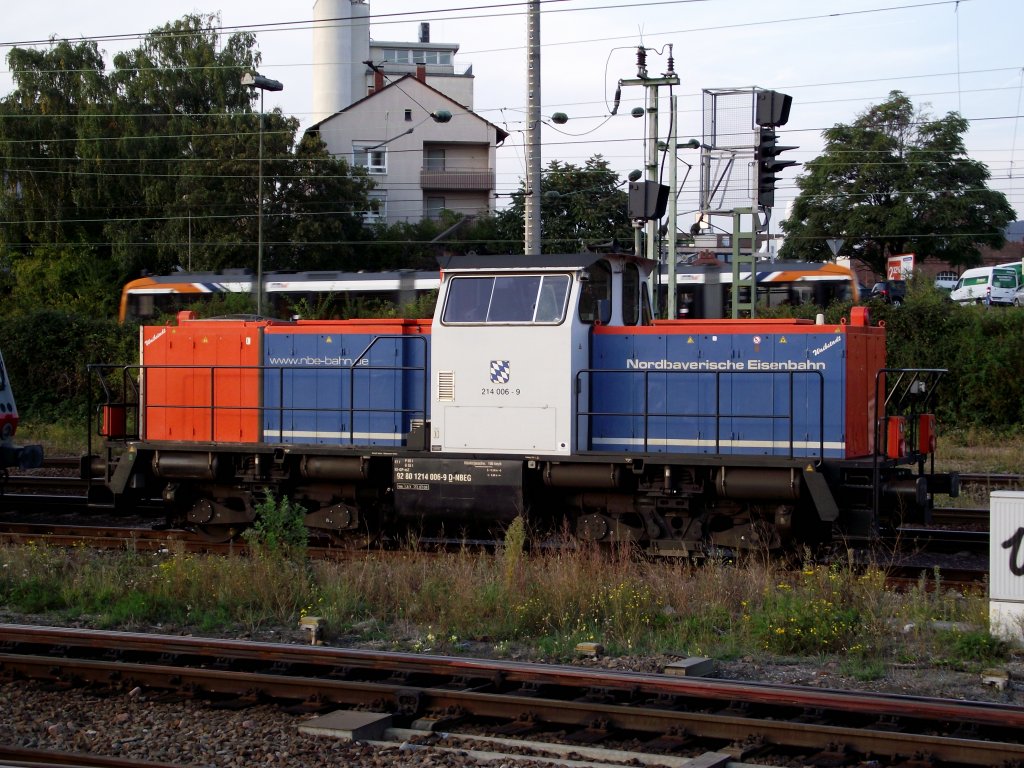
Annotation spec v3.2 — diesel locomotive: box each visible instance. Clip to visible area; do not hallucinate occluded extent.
[85,253,956,552]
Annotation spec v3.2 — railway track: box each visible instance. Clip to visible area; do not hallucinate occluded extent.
[0,747,182,768]
[0,624,1021,767]
[958,472,1024,487]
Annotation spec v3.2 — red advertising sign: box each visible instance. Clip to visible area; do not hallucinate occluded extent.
[887,253,915,280]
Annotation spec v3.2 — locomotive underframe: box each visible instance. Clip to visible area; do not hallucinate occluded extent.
[88,438,938,553]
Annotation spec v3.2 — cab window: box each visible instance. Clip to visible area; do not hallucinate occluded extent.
[578,260,612,325]
[622,263,640,325]
[442,276,492,322]
[488,276,541,322]
[534,275,570,322]
[442,274,571,324]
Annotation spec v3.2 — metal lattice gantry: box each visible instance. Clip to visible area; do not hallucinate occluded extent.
[698,87,760,215]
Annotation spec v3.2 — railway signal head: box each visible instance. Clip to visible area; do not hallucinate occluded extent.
[755,126,798,208]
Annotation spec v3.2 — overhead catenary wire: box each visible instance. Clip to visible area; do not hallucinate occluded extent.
[0,0,1015,234]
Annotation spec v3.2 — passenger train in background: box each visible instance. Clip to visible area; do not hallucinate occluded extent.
[662,260,859,318]
[0,348,43,471]
[87,252,954,553]
[119,269,440,324]
[119,260,859,324]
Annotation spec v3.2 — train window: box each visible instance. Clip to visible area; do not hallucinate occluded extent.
[622,263,640,325]
[534,275,569,323]
[443,276,493,323]
[578,260,612,325]
[443,274,570,324]
[641,282,653,324]
[488,276,541,322]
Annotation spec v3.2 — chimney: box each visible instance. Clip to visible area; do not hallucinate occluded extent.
[374,69,384,92]
[416,64,426,83]
[419,23,430,43]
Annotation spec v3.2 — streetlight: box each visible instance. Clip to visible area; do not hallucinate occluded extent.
[241,72,283,316]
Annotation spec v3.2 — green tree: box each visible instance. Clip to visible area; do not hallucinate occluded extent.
[780,91,1014,273]
[0,40,117,314]
[0,14,375,318]
[104,14,263,278]
[496,156,633,253]
[278,131,376,271]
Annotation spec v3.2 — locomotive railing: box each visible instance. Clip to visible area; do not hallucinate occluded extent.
[261,334,429,447]
[87,363,142,444]
[87,334,428,449]
[574,367,827,458]
[871,367,949,517]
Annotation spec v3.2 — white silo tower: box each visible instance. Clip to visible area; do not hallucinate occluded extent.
[312,0,370,124]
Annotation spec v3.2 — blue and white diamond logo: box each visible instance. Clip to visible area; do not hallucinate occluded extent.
[490,360,511,383]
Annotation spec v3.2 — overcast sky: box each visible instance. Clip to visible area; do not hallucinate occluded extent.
[2,0,1021,224]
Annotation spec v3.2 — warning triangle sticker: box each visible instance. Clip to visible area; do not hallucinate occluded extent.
[779,336,787,344]
[687,336,695,344]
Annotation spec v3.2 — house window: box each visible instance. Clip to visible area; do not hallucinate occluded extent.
[382,49,412,64]
[405,109,412,121]
[364,191,387,223]
[353,144,387,174]
[424,196,445,220]
[423,148,445,171]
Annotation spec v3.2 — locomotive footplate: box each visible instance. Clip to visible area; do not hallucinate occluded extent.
[393,457,523,524]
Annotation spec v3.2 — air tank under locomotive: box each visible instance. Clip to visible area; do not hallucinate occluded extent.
[84,253,956,552]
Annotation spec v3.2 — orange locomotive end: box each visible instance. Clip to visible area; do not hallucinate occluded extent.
[140,315,274,444]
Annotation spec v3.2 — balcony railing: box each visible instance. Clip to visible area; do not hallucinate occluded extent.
[420,168,495,191]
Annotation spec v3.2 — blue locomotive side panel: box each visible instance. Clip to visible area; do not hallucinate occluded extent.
[263,324,429,447]
[588,326,848,458]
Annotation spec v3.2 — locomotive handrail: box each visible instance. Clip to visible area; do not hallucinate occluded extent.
[261,334,428,447]
[116,363,261,444]
[123,354,428,450]
[348,334,429,448]
[574,367,826,459]
[85,363,143,443]
[871,367,949,521]
[92,345,428,448]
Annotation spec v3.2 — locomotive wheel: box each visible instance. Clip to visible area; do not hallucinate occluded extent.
[186,497,248,543]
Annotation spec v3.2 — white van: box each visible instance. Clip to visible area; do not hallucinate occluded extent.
[950,265,1023,305]
[991,265,1022,305]
[950,267,993,304]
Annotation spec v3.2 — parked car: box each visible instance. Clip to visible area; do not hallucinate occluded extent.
[1013,286,1024,307]
[869,280,907,306]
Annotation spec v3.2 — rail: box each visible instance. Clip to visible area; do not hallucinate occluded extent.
[4,624,1024,765]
